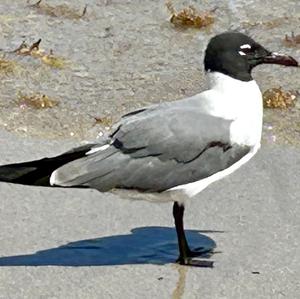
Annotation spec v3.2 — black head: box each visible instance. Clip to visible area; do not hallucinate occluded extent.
[204,32,298,81]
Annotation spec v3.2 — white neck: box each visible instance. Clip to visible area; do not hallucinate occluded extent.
[205,72,263,146]
[206,71,256,91]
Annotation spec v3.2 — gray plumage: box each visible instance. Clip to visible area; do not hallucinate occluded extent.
[52,100,250,192]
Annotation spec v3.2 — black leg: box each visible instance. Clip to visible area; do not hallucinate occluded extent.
[173,201,214,267]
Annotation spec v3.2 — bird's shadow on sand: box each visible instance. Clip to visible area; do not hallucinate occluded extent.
[0,226,220,266]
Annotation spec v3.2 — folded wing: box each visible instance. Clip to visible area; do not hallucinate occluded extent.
[51,103,250,192]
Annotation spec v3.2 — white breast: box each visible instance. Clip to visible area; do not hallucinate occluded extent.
[200,72,263,147]
[167,72,263,198]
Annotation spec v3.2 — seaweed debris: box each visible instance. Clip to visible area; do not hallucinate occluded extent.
[90,115,113,127]
[283,32,300,47]
[17,92,59,109]
[11,39,67,68]
[28,0,87,19]
[263,87,297,109]
[12,39,42,56]
[166,1,215,29]
[0,56,18,76]
[41,50,66,69]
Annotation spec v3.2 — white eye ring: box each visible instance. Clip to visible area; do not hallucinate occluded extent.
[238,51,246,56]
[240,44,251,49]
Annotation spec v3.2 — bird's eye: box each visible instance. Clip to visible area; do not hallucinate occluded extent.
[238,44,253,56]
[241,44,252,50]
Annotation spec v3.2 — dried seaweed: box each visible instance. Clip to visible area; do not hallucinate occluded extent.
[166,1,215,29]
[28,0,87,19]
[263,87,297,109]
[17,92,59,109]
[11,41,29,54]
[283,32,300,47]
[11,39,67,68]
[12,39,42,56]
[0,56,18,76]
[90,115,113,127]
[41,50,66,69]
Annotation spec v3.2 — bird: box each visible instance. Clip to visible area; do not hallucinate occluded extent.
[0,32,298,267]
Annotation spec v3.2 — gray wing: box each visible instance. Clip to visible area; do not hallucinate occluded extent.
[51,103,250,191]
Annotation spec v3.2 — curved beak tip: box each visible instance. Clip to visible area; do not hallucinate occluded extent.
[264,52,298,67]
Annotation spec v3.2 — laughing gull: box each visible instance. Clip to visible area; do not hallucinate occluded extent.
[0,32,298,267]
